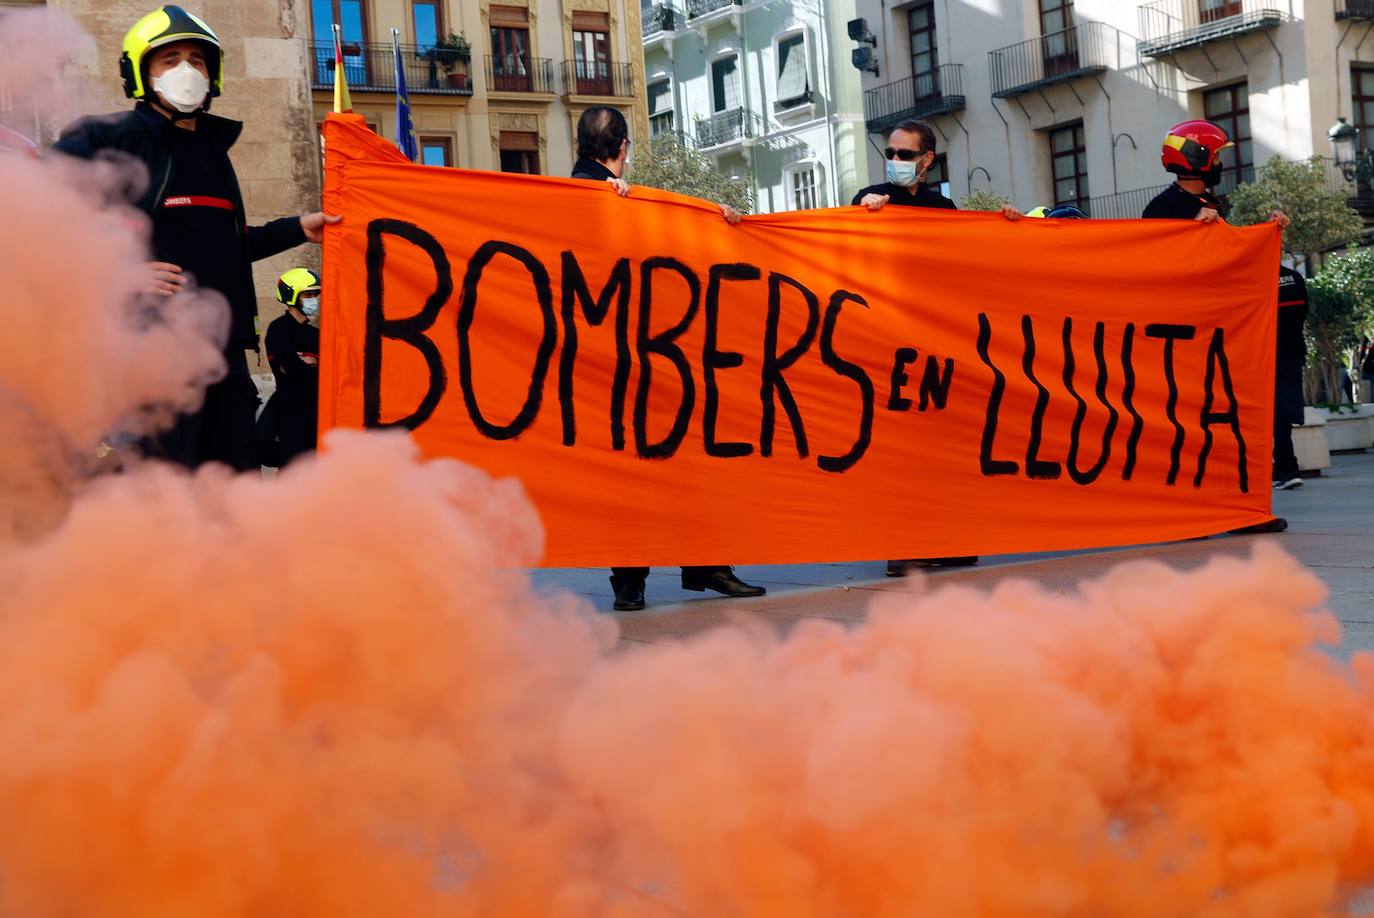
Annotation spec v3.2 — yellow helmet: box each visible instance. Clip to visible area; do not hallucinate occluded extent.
[276,268,322,307]
[119,6,223,102]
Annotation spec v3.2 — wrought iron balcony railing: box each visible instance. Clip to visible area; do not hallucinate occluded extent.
[309,40,473,95]
[562,61,634,96]
[695,107,762,149]
[1137,0,1282,57]
[988,21,1113,98]
[687,0,740,21]
[863,64,964,134]
[642,2,680,36]
[484,54,556,93]
[1337,0,1374,20]
[649,111,677,136]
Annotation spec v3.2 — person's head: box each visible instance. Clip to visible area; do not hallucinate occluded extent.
[576,106,630,176]
[120,6,223,117]
[277,268,322,322]
[1161,119,1233,188]
[884,120,937,189]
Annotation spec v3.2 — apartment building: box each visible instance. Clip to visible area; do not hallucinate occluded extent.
[846,0,1374,219]
[308,0,648,175]
[641,0,867,212]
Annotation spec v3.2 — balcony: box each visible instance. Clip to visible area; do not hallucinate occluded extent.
[863,64,965,134]
[642,2,680,37]
[695,107,762,150]
[1137,0,1282,58]
[562,61,635,97]
[774,89,814,114]
[650,111,677,136]
[687,0,740,22]
[989,22,1112,98]
[1338,0,1374,19]
[309,41,473,95]
[484,55,556,94]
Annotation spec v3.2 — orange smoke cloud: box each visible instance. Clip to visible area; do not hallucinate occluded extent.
[6,11,1374,917]
[1,437,1372,916]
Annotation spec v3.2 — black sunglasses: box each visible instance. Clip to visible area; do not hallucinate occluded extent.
[884,147,926,161]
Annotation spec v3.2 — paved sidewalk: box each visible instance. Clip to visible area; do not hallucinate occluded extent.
[528,451,1374,656]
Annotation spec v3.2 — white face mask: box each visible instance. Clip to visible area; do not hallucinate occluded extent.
[151,60,210,113]
[298,296,320,319]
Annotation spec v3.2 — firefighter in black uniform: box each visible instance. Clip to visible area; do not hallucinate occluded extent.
[1142,119,1296,531]
[52,5,338,469]
[261,268,322,467]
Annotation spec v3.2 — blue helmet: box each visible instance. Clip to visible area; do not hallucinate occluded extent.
[1044,204,1088,219]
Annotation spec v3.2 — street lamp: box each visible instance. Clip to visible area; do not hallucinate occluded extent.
[1330,114,1374,184]
[1324,116,1357,171]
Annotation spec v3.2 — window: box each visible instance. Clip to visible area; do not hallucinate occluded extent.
[1353,68,1374,153]
[420,136,453,166]
[312,0,369,85]
[313,0,368,42]
[927,152,950,199]
[1040,0,1078,77]
[499,130,540,174]
[573,12,612,94]
[1199,0,1242,23]
[711,55,741,112]
[1049,122,1088,210]
[908,4,938,100]
[1203,82,1251,192]
[789,165,818,210]
[413,0,441,49]
[490,6,531,91]
[776,33,810,108]
[648,79,674,135]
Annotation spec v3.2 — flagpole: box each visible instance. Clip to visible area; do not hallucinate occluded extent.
[332,23,352,113]
[392,27,419,161]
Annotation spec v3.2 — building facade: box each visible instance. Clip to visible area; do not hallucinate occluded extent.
[307,0,648,177]
[641,0,867,212]
[846,0,1374,219]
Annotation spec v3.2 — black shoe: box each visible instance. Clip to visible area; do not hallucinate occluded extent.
[610,579,645,611]
[1228,517,1288,535]
[1273,476,1303,490]
[680,567,766,597]
[886,557,979,576]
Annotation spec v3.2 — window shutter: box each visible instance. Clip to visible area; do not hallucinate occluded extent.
[777,35,808,103]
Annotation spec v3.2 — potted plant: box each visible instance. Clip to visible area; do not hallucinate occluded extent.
[424,33,471,89]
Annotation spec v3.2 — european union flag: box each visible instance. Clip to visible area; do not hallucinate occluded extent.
[392,30,419,162]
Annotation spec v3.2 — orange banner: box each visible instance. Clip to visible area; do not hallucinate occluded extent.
[320,114,1281,567]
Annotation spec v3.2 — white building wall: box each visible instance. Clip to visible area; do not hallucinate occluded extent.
[846,0,1374,217]
[642,0,866,213]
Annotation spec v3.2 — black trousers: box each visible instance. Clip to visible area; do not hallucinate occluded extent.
[611,566,730,588]
[1274,358,1304,481]
[145,348,259,471]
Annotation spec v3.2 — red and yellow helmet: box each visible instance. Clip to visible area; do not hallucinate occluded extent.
[1162,119,1234,177]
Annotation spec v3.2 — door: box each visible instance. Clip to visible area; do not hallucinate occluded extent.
[1040,0,1079,80]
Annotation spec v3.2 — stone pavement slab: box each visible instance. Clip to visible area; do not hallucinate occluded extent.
[528,451,1374,655]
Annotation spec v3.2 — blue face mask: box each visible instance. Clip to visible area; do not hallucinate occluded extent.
[886,158,921,188]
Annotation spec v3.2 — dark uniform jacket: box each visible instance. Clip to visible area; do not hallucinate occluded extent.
[852,181,956,209]
[53,102,306,350]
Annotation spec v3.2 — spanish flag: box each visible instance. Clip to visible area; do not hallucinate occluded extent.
[332,24,353,113]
